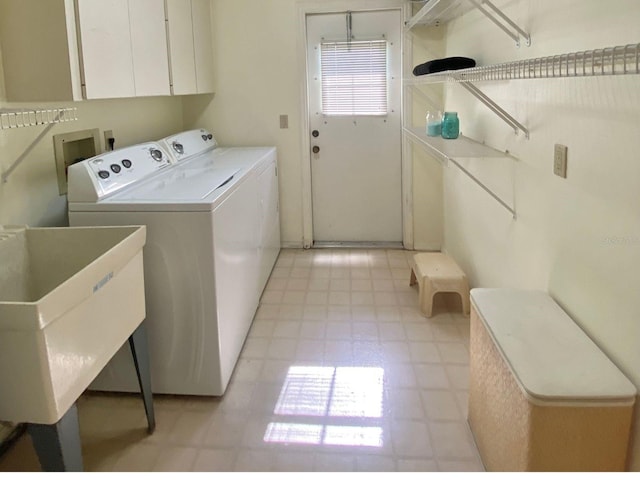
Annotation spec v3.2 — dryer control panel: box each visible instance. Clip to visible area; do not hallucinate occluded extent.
[160,129,217,164]
[67,142,172,202]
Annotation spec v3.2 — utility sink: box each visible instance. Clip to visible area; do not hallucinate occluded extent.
[0,225,146,425]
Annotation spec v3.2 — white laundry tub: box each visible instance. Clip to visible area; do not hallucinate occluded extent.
[0,225,146,425]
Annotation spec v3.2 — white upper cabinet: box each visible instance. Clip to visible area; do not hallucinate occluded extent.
[166,0,215,95]
[0,0,191,101]
[75,0,171,98]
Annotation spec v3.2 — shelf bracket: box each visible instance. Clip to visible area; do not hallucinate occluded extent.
[404,127,517,219]
[403,127,448,167]
[466,0,531,47]
[1,108,77,183]
[458,81,530,138]
[1,123,58,183]
[447,155,516,218]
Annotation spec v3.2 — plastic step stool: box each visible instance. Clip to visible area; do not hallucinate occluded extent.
[409,252,470,317]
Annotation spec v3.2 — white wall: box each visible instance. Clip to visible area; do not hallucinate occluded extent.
[409,26,446,251]
[441,0,640,469]
[0,47,184,227]
[183,0,303,246]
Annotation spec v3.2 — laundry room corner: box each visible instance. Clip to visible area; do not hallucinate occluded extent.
[408,24,447,251]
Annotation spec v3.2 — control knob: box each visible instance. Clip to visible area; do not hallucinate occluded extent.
[151,149,164,161]
[172,142,184,155]
[98,170,110,179]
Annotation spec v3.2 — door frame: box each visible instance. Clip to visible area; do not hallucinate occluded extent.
[296,0,412,249]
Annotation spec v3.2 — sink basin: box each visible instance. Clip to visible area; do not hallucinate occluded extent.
[0,225,146,424]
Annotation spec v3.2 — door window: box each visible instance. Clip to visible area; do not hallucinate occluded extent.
[320,40,388,116]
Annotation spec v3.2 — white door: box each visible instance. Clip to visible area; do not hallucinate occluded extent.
[306,10,402,243]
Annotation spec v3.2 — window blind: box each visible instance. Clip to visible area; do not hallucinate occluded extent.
[320,40,388,116]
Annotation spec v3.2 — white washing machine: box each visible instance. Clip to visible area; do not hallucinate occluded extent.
[67,130,280,395]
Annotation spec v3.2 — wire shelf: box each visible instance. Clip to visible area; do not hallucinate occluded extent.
[1,107,79,183]
[406,0,474,29]
[0,107,78,130]
[408,43,640,84]
[405,0,530,46]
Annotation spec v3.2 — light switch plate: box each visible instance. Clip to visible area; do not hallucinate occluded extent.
[279,115,288,129]
[554,144,568,178]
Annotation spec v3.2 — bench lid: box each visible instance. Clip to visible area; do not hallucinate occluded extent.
[470,288,637,404]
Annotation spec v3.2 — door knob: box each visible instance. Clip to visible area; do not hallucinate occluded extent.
[312,146,320,154]
[312,130,319,138]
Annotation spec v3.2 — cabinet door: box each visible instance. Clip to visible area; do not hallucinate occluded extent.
[192,0,215,93]
[128,0,170,96]
[166,0,197,95]
[76,0,136,99]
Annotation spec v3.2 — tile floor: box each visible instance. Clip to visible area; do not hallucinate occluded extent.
[0,249,484,472]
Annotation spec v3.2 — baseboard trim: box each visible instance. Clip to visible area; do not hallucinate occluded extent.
[281,242,305,249]
[312,241,405,250]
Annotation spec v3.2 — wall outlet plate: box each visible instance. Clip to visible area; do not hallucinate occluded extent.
[554,144,568,178]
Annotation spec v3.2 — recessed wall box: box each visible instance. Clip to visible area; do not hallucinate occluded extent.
[53,128,100,195]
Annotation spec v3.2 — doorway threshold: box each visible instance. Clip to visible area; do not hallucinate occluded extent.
[312,241,404,250]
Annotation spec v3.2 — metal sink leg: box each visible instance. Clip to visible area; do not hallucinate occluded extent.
[27,404,83,472]
[128,320,156,433]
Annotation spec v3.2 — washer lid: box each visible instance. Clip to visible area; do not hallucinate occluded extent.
[107,165,242,202]
[470,288,637,405]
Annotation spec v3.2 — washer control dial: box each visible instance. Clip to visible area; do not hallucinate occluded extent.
[151,149,164,161]
[122,159,132,168]
[110,164,122,174]
[98,170,110,179]
[172,142,184,155]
